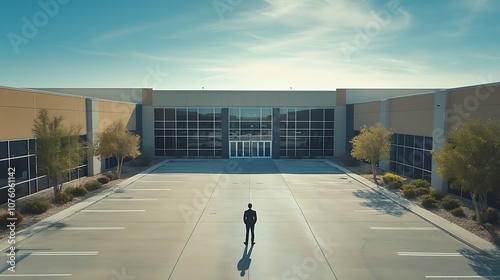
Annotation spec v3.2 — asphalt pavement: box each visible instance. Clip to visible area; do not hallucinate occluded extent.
[0,159,499,280]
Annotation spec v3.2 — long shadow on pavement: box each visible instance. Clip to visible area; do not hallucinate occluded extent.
[237,245,254,277]
[352,189,410,217]
[458,248,500,279]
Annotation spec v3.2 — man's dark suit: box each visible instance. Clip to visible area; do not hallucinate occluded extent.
[244,208,257,245]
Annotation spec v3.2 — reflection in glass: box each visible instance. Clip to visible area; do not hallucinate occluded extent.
[279,108,334,158]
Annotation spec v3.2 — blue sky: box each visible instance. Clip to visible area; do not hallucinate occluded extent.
[1,0,499,89]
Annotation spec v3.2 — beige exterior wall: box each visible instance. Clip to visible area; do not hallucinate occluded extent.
[389,93,434,136]
[97,100,136,131]
[0,87,139,141]
[152,90,337,108]
[353,101,380,130]
[142,88,153,106]
[346,88,437,104]
[0,87,87,140]
[35,88,145,104]
[446,83,500,130]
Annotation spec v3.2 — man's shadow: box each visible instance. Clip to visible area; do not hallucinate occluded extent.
[237,245,254,277]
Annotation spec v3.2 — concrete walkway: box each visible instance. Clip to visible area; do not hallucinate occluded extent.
[0,159,498,280]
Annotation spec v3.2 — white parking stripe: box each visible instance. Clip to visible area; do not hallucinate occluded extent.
[81,210,145,213]
[398,252,462,257]
[136,181,181,183]
[425,276,487,279]
[50,227,125,230]
[370,227,438,231]
[104,198,158,201]
[0,274,72,277]
[29,252,98,256]
[126,189,171,191]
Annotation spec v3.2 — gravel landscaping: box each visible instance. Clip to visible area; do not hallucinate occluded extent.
[332,158,500,247]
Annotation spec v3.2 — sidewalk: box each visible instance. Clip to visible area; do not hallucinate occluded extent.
[327,160,499,256]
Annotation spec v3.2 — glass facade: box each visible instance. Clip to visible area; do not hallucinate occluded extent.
[229,108,272,141]
[389,133,433,182]
[153,107,335,158]
[279,108,334,158]
[0,138,88,204]
[154,108,223,157]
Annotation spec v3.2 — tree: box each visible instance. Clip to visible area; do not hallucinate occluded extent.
[350,123,392,184]
[32,109,86,197]
[433,119,500,224]
[94,120,141,178]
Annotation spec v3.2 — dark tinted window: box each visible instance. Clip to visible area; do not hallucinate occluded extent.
[10,140,28,157]
[154,108,164,121]
[0,142,7,159]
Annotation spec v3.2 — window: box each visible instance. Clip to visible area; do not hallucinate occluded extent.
[279,108,334,158]
[154,108,222,157]
[390,133,433,182]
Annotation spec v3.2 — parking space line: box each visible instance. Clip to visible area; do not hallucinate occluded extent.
[398,252,462,257]
[370,227,438,231]
[104,198,158,201]
[28,252,98,256]
[425,276,488,279]
[0,274,72,277]
[50,227,125,230]
[126,189,171,191]
[136,181,182,183]
[81,210,145,213]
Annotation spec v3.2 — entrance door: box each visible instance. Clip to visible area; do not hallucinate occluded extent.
[230,141,250,157]
[230,141,271,158]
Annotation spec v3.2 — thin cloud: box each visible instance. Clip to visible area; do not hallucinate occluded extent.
[91,20,169,43]
[440,0,490,37]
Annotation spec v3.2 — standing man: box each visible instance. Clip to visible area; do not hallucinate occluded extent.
[243,203,257,246]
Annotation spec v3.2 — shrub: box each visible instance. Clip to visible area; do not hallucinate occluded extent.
[64,186,75,194]
[104,171,117,181]
[429,189,445,201]
[487,208,499,225]
[84,180,102,192]
[421,194,438,209]
[382,173,406,187]
[97,176,110,185]
[0,210,24,226]
[471,213,477,221]
[54,192,73,204]
[451,207,465,217]
[409,179,430,188]
[21,200,51,214]
[340,153,360,167]
[440,196,462,211]
[388,181,402,190]
[66,185,88,196]
[416,187,430,196]
[402,185,417,199]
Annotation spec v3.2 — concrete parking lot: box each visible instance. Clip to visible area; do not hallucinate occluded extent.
[1,159,498,279]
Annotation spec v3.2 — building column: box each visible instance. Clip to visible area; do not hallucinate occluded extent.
[345,104,354,153]
[221,108,229,158]
[334,90,346,157]
[272,108,280,159]
[431,90,449,192]
[379,99,390,170]
[142,89,154,157]
[86,98,101,176]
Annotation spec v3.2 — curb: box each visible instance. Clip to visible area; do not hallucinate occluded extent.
[1,160,169,253]
[326,160,498,256]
